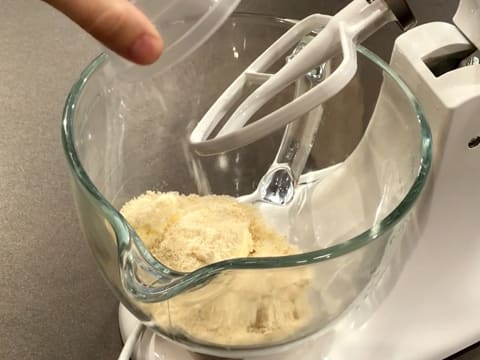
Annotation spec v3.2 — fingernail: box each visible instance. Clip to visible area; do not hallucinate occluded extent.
[129,34,163,65]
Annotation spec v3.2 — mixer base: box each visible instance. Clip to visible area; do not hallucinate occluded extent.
[118,304,329,360]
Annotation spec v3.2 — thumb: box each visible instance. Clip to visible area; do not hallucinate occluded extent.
[43,0,163,65]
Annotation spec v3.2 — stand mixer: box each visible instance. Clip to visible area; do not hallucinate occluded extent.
[61,0,480,359]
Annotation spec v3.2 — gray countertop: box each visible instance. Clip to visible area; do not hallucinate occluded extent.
[1,1,476,359]
[0,1,121,359]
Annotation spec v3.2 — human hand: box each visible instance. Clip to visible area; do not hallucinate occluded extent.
[42,0,163,65]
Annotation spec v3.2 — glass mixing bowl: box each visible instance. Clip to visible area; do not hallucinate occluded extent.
[62,13,431,359]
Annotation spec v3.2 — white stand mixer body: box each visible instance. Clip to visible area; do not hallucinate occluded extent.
[330,20,480,359]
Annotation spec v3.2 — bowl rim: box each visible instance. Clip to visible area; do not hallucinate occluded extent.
[61,13,432,276]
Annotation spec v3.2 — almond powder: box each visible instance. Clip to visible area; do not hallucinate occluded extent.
[121,191,311,345]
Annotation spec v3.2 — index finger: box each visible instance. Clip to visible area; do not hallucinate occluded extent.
[42,0,163,65]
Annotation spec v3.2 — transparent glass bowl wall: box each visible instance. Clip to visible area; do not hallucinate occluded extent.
[62,13,431,358]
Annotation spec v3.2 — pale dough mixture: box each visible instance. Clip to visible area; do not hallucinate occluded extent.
[121,191,311,345]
